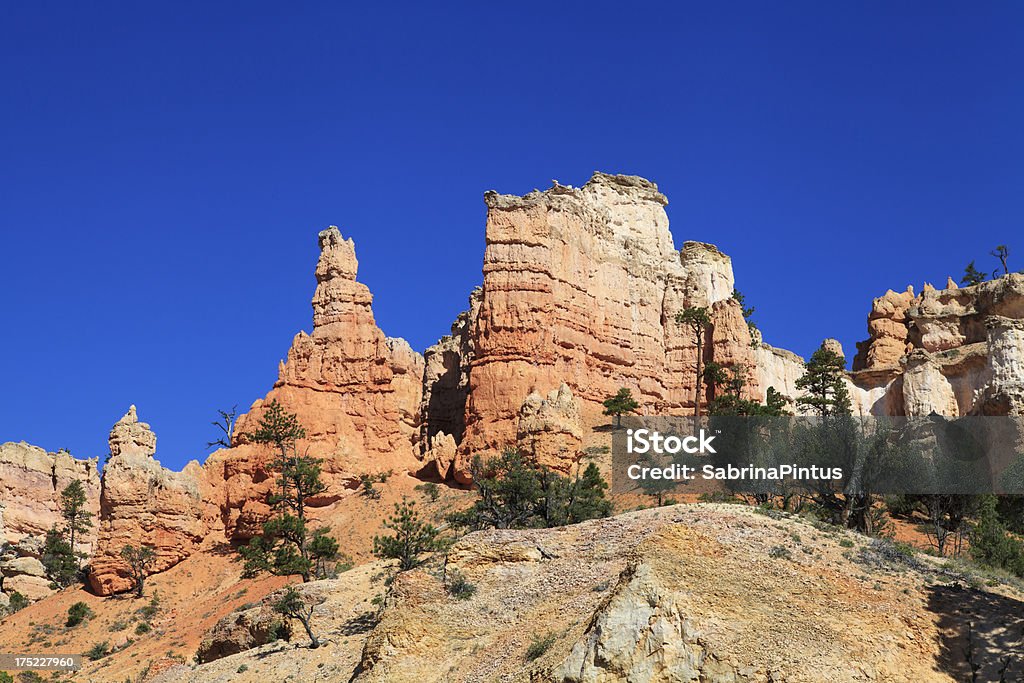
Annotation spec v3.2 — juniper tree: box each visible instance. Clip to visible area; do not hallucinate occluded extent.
[676,307,712,417]
[602,388,640,427]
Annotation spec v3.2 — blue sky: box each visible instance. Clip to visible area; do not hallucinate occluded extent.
[2,2,1021,471]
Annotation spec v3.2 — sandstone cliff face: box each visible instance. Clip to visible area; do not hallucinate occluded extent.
[515,383,583,472]
[0,442,100,547]
[850,274,1024,416]
[208,226,424,538]
[88,407,206,596]
[452,174,782,482]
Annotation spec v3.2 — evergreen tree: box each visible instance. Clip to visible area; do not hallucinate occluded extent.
[450,450,613,530]
[705,363,789,416]
[273,586,321,648]
[961,260,987,286]
[732,289,758,338]
[971,495,1024,576]
[794,346,851,417]
[238,401,340,582]
[41,526,78,588]
[601,388,639,427]
[676,307,712,417]
[373,498,442,571]
[59,479,92,569]
[121,545,156,598]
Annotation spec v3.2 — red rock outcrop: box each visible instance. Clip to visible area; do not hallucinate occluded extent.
[207,226,424,538]
[452,174,791,481]
[88,406,207,596]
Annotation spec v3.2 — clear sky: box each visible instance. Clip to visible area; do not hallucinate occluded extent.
[2,2,1021,471]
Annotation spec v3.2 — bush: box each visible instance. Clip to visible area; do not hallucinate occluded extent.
[7,591,29,613]
[525,632,556,661]
[237,664,249,673]
[135,622,151,635]
[85,641,110,661]
[415,482,441,502]
[446,571,476,601]
[66,601,93,627]
[0,672,12,683]
[768,545,793,560]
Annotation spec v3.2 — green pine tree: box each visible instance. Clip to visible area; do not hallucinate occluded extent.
[794,345,851,417]
[961,260,987,286]
[602,388,640,427]
[676,307,712,417]
[58,479,92,570]
[373,498,442,571]
[238,400,340,582]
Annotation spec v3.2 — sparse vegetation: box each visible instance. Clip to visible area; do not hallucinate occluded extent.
[525,632,556,661]
[134,622,151,635]
[449,449,612,531]
[445,570,476,601]
[415,481,441,502]
[85,641,110,661]
[66,601,93,627]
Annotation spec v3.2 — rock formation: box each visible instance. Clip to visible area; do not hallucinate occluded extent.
[448,174,800,481]
[0,442,100,546]
[849,274,1024,416]
[208,226,424,538]
[515,383,583,472]
[88,407,206,596]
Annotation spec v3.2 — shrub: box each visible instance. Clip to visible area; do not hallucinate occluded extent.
[446,571,476,601]
[768,545,793,560]
[415,482,441,502]
[839,538,855,548]
[0,672,12,683]
[85,641,110,661]
[237,664,249,673]
[7,591,29,613]
[66,602,93,627]
[525,632,557,661]
[135,622,151,635]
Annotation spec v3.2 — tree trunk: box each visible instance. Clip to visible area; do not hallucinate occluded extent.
[694,333,704,418]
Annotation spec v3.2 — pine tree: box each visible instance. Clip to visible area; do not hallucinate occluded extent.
[58,479,92,569]
[238,400,339,582]
[961,260,987,286]
[373,498,442,571]
[676,307,712,417]
[795,346,851,417]
[601,388,640,427]
[41,526,78,588]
